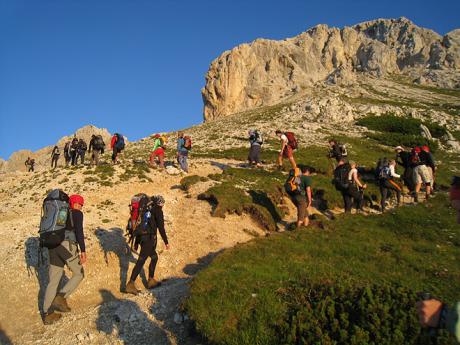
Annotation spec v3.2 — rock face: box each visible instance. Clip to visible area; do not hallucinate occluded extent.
[0,125,112,172]
[202,17,460,121]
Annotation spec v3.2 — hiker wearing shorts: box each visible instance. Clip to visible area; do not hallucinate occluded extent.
[412,147,432,202]
[176,132,189,173]
[289,165,312,228]
[346,161,367,213]
[51,146,60,169]
[111,133,125,164]
[42,195,86,325]
[125,195,170,295]
[150,134,165,170]
[275,130,296,170]
[450,176,460,224]
[420,145,436,191]
[379,160,402,212]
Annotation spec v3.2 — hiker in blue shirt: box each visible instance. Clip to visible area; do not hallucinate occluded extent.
[176,132,191,173]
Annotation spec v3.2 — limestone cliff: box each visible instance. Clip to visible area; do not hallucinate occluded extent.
[202,17,460,121]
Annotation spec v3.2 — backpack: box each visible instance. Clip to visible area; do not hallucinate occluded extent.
[38,189,71,249]
[333,163,351,191]
[160,136,167,148]
[115,133,125,150]
[79,141,87,151]
[126,193,151,250]
[183,136,192,150]
[284,167,302,194]
[410,149,421,165]
[64,142,70,154]
[285,132,298,150]
[377,164,391,180]
[255,131,263,145]
[71,138,79,150]
[339,144,348,157]
[93,135,105,150]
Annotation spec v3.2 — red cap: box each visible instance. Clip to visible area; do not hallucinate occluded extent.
[154,134,160,138]
[414,146,421,153]
[69,194,84,209]
[421,145,430,152]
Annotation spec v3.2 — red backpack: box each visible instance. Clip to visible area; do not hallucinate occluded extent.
[183,136,192,150]
[126,193,150,251]
[285,132,298,150]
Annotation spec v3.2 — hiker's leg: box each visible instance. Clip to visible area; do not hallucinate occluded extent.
[388,180,402,205]
[112,149,117,163]
[130,255,148,282]
[60,242,84,298]
[94,151,100,166]
[43,248,66,313]
[148,250,159,279]
[297,196,307,227]
[343,192,352,213]
[81,151,85,164]
[181,154,189,172]
[380,183,387,211]
[158,152,165,169]
[277,153,283,168]
[289,155,297,170]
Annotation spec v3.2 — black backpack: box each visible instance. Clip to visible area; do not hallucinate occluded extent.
[126,194,151,251]
[79,140,87,151]
[93,135,105,150]
[333,163,351,191]
[38,189,71,249]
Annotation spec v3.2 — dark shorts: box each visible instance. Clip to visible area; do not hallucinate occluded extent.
[290,193,308,221]
[139,235,158,258]
[282,145,293,159]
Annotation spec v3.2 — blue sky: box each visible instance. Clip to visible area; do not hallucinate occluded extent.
[1,0,459,159]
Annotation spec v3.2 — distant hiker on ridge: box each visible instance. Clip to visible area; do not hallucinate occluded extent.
[76,138,87,165]
[25,157,35,172]
[176,132,191,173]
[111,133,125,164]
[88,134,105,166]
[51,146,60,169]
[70,136,79,166]
[150,134,166,170]
[275,130,297,170]
[63,140,71,167]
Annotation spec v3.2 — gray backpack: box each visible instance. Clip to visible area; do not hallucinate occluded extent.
[39,189,71,249]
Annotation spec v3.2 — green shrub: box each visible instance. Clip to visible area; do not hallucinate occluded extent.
[367,132,439,151]
[180,175,208,191]
[357,114,447,138]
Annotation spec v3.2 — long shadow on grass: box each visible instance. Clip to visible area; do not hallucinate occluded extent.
[248,190,282,223]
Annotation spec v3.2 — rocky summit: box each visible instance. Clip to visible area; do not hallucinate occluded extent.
[202,17,460,121]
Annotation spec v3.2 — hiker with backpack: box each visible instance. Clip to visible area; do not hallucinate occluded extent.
[395,146,414,194]
[25,157,35,172]
[411,146,432,202]
[125,195,170,295]
[328,139,347,163]
[76,139,87,165]
[64,141,71,167]
[40,191,86,325]
[111,133,125,164]
[150,134,166,170]
[89,134,105,166]
[285,165,312,228]
[420,145,436,191]
[176,132,191,173]
[51,146,60,169]
[333,159,366,213]
[248,130,263,167]
[275,130,297,170]
[450,176,460,224]
[377,159,402,213]
[70,137,79,166]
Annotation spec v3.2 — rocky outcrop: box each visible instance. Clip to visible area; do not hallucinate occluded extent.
[202,17,460,121]
[0,125,113,172]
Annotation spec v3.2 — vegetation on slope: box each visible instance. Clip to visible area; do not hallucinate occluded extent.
[187,195,459,344]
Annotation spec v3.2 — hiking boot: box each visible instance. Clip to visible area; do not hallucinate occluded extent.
[147,278,161,289]
[51,293,71,313]
[43,311,62,325]
[125,281,139,295]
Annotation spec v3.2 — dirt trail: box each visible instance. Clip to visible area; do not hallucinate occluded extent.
[0,159,266,345]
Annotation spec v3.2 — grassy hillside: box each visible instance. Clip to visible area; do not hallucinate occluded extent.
[187,195,460,344]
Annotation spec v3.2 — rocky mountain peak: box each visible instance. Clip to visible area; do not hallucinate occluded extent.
[202,17,460,121]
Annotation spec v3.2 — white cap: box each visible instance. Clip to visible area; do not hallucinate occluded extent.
[395,146,404,151]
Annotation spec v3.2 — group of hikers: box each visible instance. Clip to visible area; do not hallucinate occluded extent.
[34,127,459,342]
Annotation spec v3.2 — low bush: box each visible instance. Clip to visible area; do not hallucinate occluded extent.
[180,175,208,191]
[367,132,439,152]
[356,114,447,139]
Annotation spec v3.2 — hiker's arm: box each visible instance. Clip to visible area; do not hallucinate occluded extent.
[354,171,366,188]
[390,166,401,178]
[73,211,86,254]
[155,208,169,246]
[306,186,312,207]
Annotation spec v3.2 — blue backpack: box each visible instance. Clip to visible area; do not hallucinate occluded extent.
[115,133,125,150]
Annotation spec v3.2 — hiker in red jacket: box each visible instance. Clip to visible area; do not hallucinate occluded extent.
[111,133,125,164]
